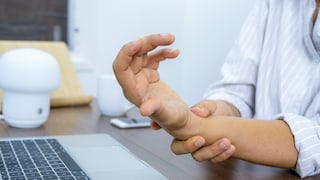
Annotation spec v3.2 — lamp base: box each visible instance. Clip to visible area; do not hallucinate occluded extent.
[2,92,50,128]
[4,116,47,128]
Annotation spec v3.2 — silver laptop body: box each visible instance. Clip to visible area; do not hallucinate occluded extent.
[0,134,167,180]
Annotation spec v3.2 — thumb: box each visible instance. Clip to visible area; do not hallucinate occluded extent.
[190,100,219,118]
[190,106,210,117]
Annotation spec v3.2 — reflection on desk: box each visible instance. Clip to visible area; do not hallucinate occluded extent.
[0,101,319,180]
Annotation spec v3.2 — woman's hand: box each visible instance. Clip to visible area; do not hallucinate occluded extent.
[171,136,235,163]
[170,100,238,163]
[113,33,197,140]
[112,33,179,106]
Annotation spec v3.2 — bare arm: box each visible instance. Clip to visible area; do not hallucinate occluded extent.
[170,100,240,163]
[187,113,298,168]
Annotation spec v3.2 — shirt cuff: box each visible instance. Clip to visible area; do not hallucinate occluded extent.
[274,113,320,178]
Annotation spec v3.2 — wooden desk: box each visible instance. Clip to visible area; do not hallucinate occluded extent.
[0,102,318,180]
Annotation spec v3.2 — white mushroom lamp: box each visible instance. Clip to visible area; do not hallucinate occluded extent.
[0,48,61,128]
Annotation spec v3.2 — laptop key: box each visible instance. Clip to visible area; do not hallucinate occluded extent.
[42,175,59,179]
[57,171,72,177]
[9,171,24,177]
[25,172,41,178]
[75,177,91,180]
[59,177,76,180]
[11,177,26,180]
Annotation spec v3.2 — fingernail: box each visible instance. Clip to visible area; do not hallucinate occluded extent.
[192,106,201,111]
[169,48,179,53]
[219,142,227,149]
[159,33,170,37]
[226,148,234,154]
[159,33,174,42]
[195,140,204,147]
[191,106,201,113]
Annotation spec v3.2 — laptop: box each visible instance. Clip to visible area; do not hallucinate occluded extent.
[0,133,167,180]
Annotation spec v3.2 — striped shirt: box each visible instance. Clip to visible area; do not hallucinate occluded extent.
[204,0,320,178]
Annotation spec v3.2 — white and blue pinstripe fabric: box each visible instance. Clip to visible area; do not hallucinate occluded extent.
[204,0,320,178]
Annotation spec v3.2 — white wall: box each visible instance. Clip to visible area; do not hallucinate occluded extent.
[69,0,255,106]
[182,0,255,104]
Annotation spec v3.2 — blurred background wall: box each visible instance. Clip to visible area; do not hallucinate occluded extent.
[69,0,255,105]
[0,0,256,106]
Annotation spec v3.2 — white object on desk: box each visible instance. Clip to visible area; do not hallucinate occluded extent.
[97,74,133,117]
[0,48,61,128]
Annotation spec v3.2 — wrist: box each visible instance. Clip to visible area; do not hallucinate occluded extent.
[170,110,203,140]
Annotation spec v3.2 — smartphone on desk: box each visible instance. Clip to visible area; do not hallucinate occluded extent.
[110,117,151,129]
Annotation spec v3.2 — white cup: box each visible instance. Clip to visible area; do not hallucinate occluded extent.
[97,74,133,117]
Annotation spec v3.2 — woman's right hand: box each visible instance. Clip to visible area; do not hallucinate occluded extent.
[170,100,239,163]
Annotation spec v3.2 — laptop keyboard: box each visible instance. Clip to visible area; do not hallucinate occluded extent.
[0,138,90,180]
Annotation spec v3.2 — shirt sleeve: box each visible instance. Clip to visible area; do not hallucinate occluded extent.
[204,0,268,118]
[204,0,320,178]
[275,113,320,178]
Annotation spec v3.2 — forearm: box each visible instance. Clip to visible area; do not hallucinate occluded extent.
[188,113,298,168]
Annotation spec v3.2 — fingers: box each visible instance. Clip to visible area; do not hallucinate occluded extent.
[208,145,235,163]
[191,100,218,117]
[113,39,141,73]
[171,136,235,163]
[138,33,176,56]
[112,33,178,106]
[146,48,179,69]
[150,120,162,130]
[112,39,141,100]
[191,138,235,163]
[171,136,206,155]
[113,33,176,74]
